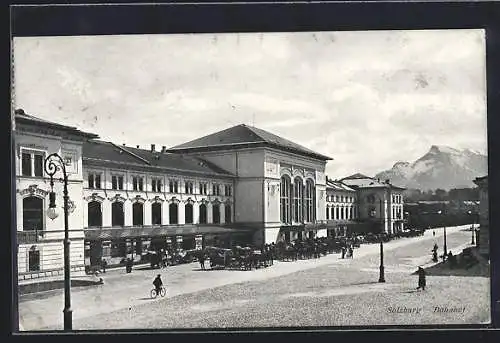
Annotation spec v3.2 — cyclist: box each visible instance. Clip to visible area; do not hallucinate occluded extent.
[153,274,163,296]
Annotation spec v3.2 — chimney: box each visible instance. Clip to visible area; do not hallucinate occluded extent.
[162,146,166,153]
[151,144,155,152]
[136,145,139,149]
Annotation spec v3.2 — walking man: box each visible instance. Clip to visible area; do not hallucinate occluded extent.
[416,266,426,291]
[199,251,206,270]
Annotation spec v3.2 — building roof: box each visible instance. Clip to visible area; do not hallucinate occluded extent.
[342,173,372,180]
[83,140,234,178]
[341,175,406,190]
[14,109,99,139]
[326,180,356,192]
[167,124,332,161]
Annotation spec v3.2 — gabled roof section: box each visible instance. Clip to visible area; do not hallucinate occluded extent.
[168,124,332,161]
[340,174,405,190]
[83,140,234,177]
[326,180,356,192]
[14,109,99,139]
[342,173,372,180]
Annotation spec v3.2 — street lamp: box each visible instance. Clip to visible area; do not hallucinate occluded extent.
[44,153,72,331]
[438,209,447,261]
[379,238,385,283]
[467,210,475,245]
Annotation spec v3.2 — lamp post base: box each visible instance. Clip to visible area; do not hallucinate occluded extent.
[63,308,73,331]
[379,266,385,283]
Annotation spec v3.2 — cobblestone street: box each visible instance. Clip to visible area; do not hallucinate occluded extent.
[18,225,489,331]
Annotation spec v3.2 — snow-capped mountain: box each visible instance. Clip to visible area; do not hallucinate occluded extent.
[375,145,488,190]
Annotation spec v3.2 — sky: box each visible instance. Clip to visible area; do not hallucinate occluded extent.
[12,30,487,179]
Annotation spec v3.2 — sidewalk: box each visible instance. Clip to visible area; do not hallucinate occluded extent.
[18,225,470,331]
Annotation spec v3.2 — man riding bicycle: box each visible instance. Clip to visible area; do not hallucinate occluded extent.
[153,274,163,295]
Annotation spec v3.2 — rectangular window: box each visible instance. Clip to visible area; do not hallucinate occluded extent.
[34,154,43,177]
[28,250,40,272]
[225,185,232,196]
[138,177,144,191]
[133,177,138,191]
[88,173,95,189]
[21,153,32,176]
[118,176,124,190]
[95,174,101,189]
[112,176,118,190]
[169,180,178,193]
[213,184,220,196]
[152,178,162,192]
[199,182,207,195]
[21,151,44,177]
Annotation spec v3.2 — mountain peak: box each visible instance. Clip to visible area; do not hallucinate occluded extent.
[375,145,487,190]
[428,145,460,154]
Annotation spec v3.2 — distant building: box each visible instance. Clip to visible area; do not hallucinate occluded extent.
[325,178,358,236]
[473,175,488,258]
[340,174,405,234]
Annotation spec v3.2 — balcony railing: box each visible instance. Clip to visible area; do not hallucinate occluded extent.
[17,230,46,245]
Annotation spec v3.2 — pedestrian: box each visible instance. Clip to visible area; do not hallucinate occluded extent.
[416,266,426,290]
[341,247,346,259]
[199,251,206,270]
[349,246,354,259]
[126,258,133,273]
[101,258,107,273]
[433,230,435,237]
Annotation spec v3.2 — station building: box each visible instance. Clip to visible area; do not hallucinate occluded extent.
[14,109,406,280]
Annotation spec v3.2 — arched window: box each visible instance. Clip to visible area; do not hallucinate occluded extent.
[169,203,178,224]
[111,202,124,226]
[23,196,43,231]
[225,204,232,223]
[350,207,353,219]
[331,207,335,220]
[305,179,314,222]
[293,177,303,223]
[88,201,102,227]
[336,206,340,220]
[199,203,207,224]
[341,207,345,220]
[185,203,193,224]
[133,202,144,226]
[326,206,330,220]
[280,175,291,224]
[213,203,221,224]
[151,203,162,225]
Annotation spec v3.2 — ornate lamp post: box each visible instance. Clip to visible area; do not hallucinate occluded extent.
[44,153,72,331]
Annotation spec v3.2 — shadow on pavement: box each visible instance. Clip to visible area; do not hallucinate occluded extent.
[415,248,489,278]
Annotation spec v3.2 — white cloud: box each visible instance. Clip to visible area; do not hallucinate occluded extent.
[13,30,487,178]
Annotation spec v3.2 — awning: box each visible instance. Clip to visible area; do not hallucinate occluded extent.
[84,225,254,241]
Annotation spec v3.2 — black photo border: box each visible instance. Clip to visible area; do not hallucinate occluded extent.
[5,0,500,341]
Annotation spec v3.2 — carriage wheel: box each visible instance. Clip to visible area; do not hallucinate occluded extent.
[159,287,166,297]
[150,289,158,299]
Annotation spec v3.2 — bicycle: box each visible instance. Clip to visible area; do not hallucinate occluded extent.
[150,286,166,299]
